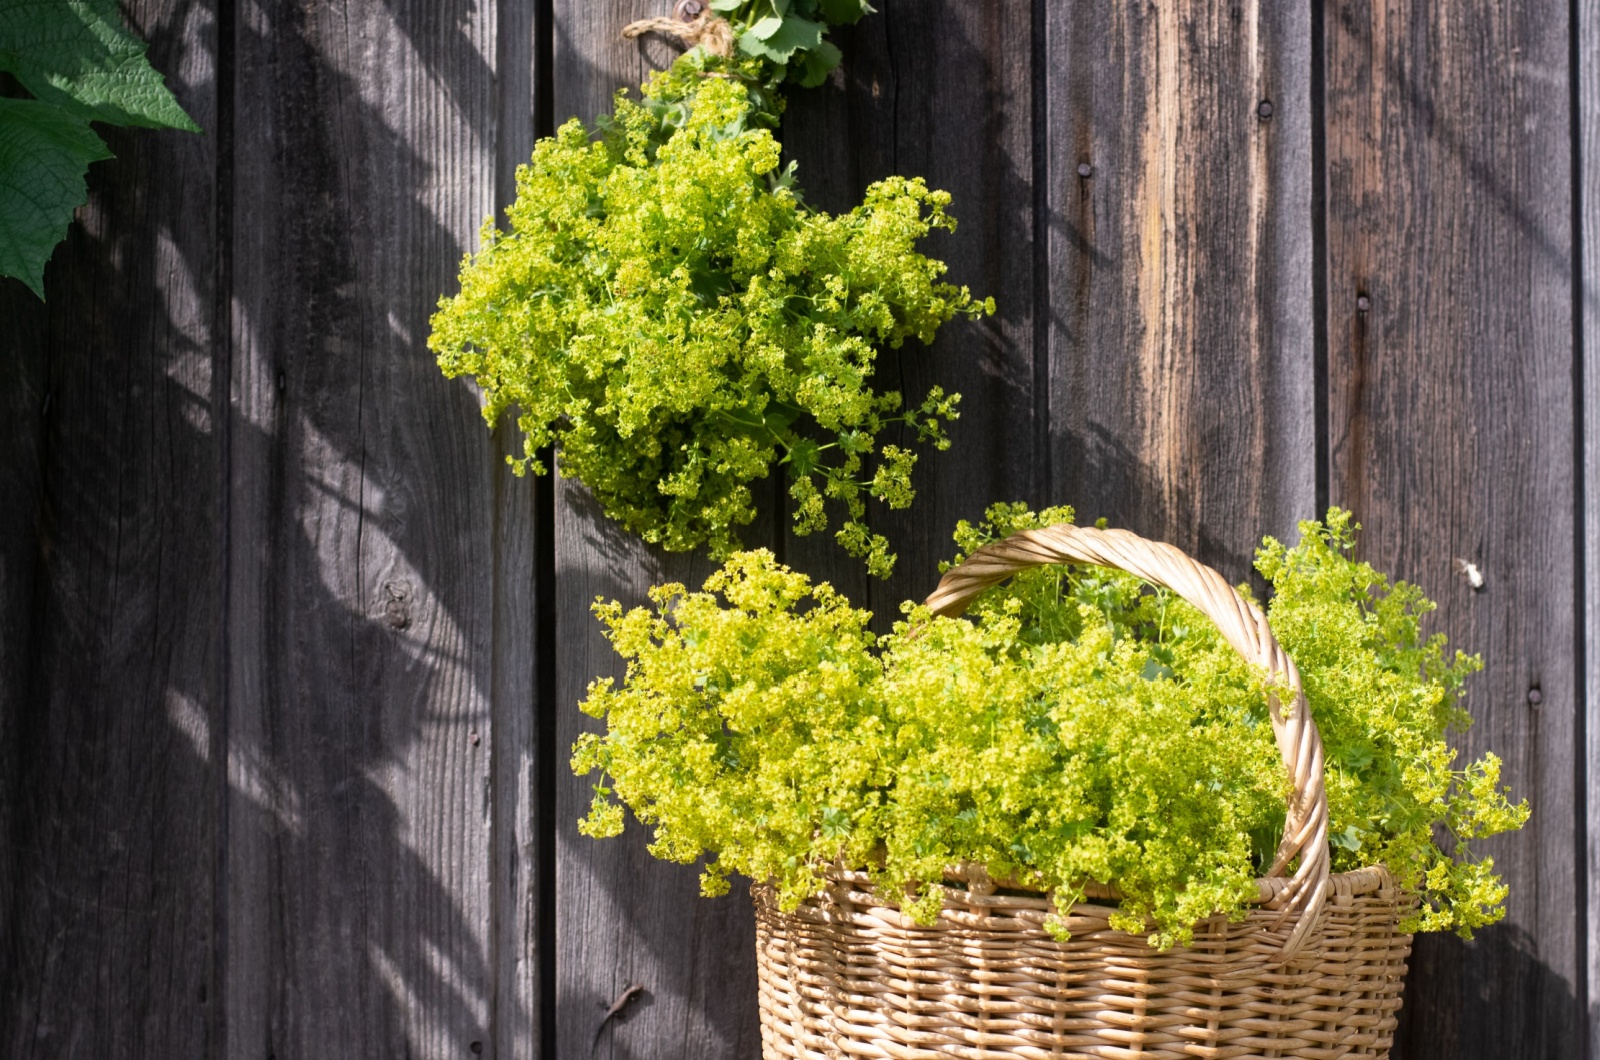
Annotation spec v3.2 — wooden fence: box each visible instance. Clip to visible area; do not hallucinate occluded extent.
[1,0,1595,1057]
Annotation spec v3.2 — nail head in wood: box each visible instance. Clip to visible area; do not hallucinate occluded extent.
[1526,688,1542,706]
[1356,294,1371,312]
[675,0,704,20]
[1077,162,1093,178]
[1257,99,1273,119]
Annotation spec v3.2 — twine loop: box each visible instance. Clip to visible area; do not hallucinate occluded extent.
[622,7,736,58]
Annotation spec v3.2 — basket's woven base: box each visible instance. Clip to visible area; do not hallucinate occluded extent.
[755,868,1413,1060]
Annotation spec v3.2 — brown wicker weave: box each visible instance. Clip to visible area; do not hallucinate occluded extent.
[753,525,1415,1060]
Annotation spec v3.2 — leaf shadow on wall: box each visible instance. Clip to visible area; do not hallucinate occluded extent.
[0,0,536,1056]
[543,37,772,1060]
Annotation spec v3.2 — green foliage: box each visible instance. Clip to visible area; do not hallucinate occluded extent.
[708,0,872,87]
[573,506,1528,949]
[0,96,111,294]
[1255,509,1528,936]
[432,56,990,577]
[0,0,199,296]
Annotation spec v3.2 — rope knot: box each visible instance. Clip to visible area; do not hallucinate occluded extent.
[622,7,736,59]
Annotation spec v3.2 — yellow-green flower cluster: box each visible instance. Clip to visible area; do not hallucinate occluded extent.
[573,507,1527,948]
[1255,509,1529,936]
[430,55,990,576]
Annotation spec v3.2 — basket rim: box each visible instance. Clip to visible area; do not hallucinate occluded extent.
[811,862,1398,912]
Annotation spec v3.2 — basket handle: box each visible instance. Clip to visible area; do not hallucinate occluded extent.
[923,523,1331,958]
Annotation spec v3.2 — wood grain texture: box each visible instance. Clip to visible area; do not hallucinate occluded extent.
[549,6,766,1058]
[488,432,543,1060]
[0,2,221,1056]
[1581,0,1599,1054]
[490,2,544,1057]
[1043,0,1316,585]
[778,0,1037,616]
[224,0,533,1055]
[1322,2,1580,1056]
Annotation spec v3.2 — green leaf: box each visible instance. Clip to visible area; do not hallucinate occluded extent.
[816,0,872,24]
[747,15,786,40]
[707,0,744,11]
[763,14,824,54]
[762,398,803,434]
[688,265,734,304]
[784,437,822,477]
[0,0,200,131]
[0,97,111,297]
[795,40,841,87]
[1331,825,1364,852]
[738,14,824,62]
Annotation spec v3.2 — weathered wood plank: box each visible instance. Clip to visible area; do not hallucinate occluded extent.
[490,3,545,1058]
[1043,0,1316,586]
[1322,2,1580,1056]
[549,6,766,1059]
[0,146,49,1052]
[1581,0,1600,1054]
[0,3,221,1056]
[779,0,1037,613]
[224,1,532,1055]
[488,3,545,1057]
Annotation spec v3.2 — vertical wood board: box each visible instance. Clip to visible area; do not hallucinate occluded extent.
[0,2,221,1056]
[549,5,768,1058]
[1581,0,1600,1053]
[488,2,545,1056]
[1322,1,1579,1055]
[1043,0,1316,585]
[224,0,527,1055]
[779,0,1037,615]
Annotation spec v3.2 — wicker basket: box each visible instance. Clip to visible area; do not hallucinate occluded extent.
[753,524,1416,1060]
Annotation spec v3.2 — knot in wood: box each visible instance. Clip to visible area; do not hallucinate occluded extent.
[382,579,413,631]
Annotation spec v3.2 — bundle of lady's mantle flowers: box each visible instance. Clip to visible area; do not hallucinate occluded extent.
[431,1,992,577]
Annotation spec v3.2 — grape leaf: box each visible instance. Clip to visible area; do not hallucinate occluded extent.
[0,97,111,296]
[0,0,199,131]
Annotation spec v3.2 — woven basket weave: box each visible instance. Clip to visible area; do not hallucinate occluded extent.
[753,525,1415,1060]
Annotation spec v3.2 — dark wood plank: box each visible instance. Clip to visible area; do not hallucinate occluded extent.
[1322,2,1580,1056]
[0,2,221,1056]
[0,151,49,1048]
[224,1,534,1054]
[779,0,1037,615]
[1043,0,1316,584]
[1581,0,1599,1052]
[489,2,545,1056]
[549,7,768,1058]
